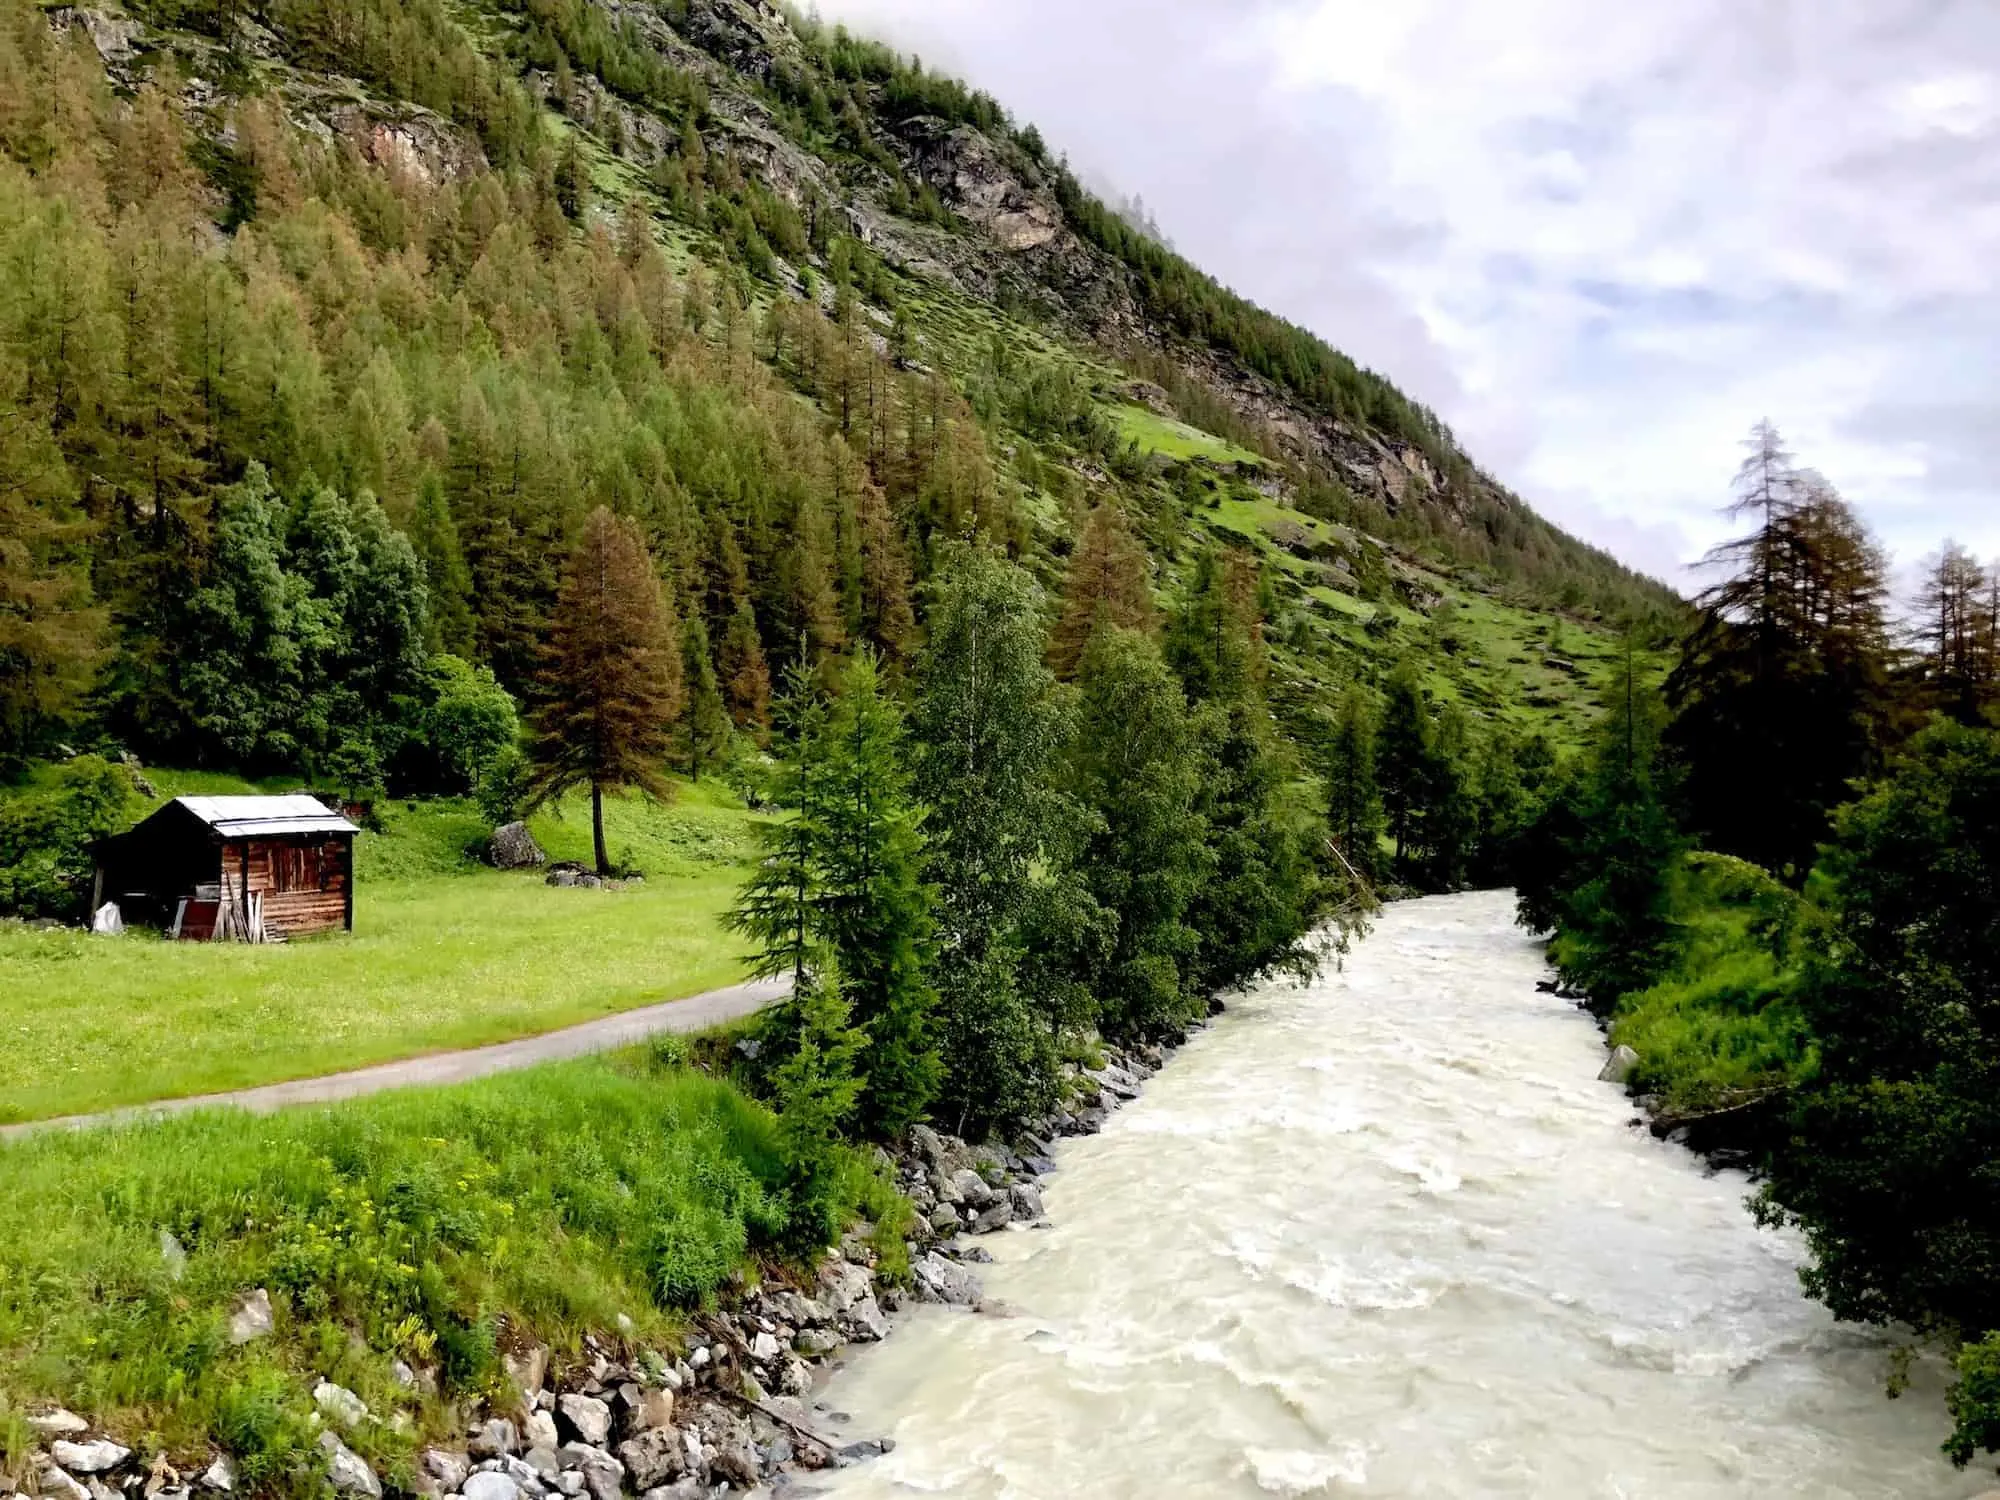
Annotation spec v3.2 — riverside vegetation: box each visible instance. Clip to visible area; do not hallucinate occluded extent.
[1,0,1683,1492]
[1520,422,2000,1467]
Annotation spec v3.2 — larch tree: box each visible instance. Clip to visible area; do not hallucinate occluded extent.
[1913,541,1994,725]
[1325,686,1384,885]
[1048,501,1155,679]
[529,506,685,876]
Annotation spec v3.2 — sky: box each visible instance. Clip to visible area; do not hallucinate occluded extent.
[809,0,2000,588]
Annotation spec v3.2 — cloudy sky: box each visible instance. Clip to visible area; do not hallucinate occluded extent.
[811,0,1999,587]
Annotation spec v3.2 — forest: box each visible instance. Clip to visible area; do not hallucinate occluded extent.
[1509,421,2000,1465]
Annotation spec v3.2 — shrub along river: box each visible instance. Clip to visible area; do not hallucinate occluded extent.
[818,891,1987,1498]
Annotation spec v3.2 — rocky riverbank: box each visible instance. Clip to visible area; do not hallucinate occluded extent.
[6,1040,1185,1500]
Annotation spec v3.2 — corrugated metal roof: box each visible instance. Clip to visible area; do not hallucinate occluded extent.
[174,795,358,837]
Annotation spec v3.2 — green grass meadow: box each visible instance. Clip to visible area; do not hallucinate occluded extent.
[0,778,767,1124]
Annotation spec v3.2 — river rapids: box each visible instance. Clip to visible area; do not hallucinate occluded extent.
[816,891,1987,1498]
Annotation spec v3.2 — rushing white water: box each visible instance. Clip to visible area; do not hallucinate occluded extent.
[816,891,1989,1499]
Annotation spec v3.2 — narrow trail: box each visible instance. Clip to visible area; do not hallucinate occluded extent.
[2,974,789,1139]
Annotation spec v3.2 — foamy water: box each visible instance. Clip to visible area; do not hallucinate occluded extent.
[815,891,1988,1499]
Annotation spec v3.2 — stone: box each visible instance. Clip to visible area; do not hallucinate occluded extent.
[488,823,546,870]
[1598,1044,1641,1085]
[947,1168,994,1209]
[912,1252,983,1307]
[38,1470,89,1500]
[317,1435,380,1499]
[571,1455,622,1500]
[556,1395,611,1448]
[391,1360,418,1391]
[614,1430,686,1491]
[313,1383,369,1431]
[26,1411,89,1439]
[927,1203,960,1235]
[550,1477,585,1499]
[778,1358,813,1397]
[816,1260,873,1315]
[228,1289,273,1345]
[460,1472,520,1500]
[1008,1182,1044,1221]
[197,1458,234,1494]
[843,1293,890,1342]
[628,1389,674,1436]
[522,1449,562,1482]
[969,1201,1012,1234]
[469,1419,518,1460]
[50,1444,127,1477]
[638,1485,706,1500]
[504,1343,550,1402]
[749,1330,782,1362]
[420,1451,468,1492]
[521,1411,558,1452]
[793,1328,840,1358]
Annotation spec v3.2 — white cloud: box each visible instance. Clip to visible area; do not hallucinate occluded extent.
[811,0,2000,584]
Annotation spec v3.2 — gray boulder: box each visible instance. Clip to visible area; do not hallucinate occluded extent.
[489,822,547,870]
[198,1458,235,1493]
[469,1419,518,1460]
[947,1169,994,1209]
[461,1472,520,1500]
[615,1430,686,1491]
[50,1444,127,1477]
[793,1328,840,1358]
[912,1252,983,1306]
[317,1435,380,1499]
[312,1383,368,1431]
[26,1412,89,1439]
[38,1467,89,1500]
[420,1451,468,1492]
[521,1411,559,1452]
[1008,1182,1044,1221]
[557,1395,612,1448]
[1598,1045,1641,1085]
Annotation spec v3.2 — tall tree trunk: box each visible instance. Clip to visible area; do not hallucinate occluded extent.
[592,779,609,876]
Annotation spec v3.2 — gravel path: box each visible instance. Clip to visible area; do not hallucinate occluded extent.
[2,974,789,1139]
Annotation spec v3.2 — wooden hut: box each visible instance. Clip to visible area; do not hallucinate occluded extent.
[92,796,359,940]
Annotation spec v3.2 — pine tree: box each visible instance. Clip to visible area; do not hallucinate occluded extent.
[719,595,772,736]
[529,507,685,875]
[1913,541,1994,725]
[678,607,730,780]
[1326,686,1383,883]
[1165,546,1260,705]
[767,946,867,1253]
[1376,656,1433,876]
[1048,502,1155,679]
[1068,626,1211,1037]
[410,470,474,655]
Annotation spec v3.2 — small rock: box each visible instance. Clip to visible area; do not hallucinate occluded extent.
[628,1390,674,1435]
[312,1383,368,1431]
[390,1360,418,1391]
[197,1458,234,1493]
[227,1289,273,1345]
[969,1202,1012,1234]
[843,1293,890,1342]
[1008,1182,1044,1221]
[614,1430,686,1491]
[748,1331,782,1362]
[38,1470,89,1500]
[50,1444,128,1477]
[469,1419,518,1460]
[420,1450,468,1492]
[556,1395,612,1448]
[1598,1044,1641,1085]
[637,1485,705,1500]
[317,1434,380,1499]
[26,1411,89,1439]
[461,1472,520,1500]
[522,1449,562,1482]
[927,1203,960,1235]
[793,1328,840,1358]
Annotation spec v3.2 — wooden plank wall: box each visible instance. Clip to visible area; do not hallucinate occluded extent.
[237,837,351,935]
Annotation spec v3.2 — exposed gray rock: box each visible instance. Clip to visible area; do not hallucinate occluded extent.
[614,1429,686,1491]
[317,1434,380,1499]
[505,1343,550,1401]
[488,823,546,870]
[637,1484,706,1500]
[521,1411,559,1452]
[969,1201,1012,1234]
[947,1168,994,1208]
[913,1252,983,1306]
[38,1467,89,1500]
[843,1293,890,1342]
[927,1203,960,1235]
[748,1330,782,1362]
[469,1419,518,1460]
[793,1328,840,1358]
[312,1382,369,1430]
[557,1395,612,1447]
[228,1288,273,1345]
[420,1450,469,1492]
[816,1259,873,1315]
[522,1448,562,1481]
[26,1411,88,1439]
[1008,1182,1045,1221]
[461,1471,521,1500]
[1599,1045,1641,1085]
[50,1443,127,1476]
[197,1458,235,1493]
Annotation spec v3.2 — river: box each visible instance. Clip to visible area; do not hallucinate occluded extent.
[816,891,1988,1498]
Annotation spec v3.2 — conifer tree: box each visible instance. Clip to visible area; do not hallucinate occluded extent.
[410,470,474,655]
[1048,502,1155,679]
[719,595,772,736]
[1913,541,1994,725]
[1376,656,1433,876]
[678,607,730,780]
[768,946,867,1252]
[1325,686,1383,883]
[529,506,685,875]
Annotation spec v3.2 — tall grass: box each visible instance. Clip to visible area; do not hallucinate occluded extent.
[0,1053,894,1489]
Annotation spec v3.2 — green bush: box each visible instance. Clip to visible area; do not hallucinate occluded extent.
[0,756,138,919]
